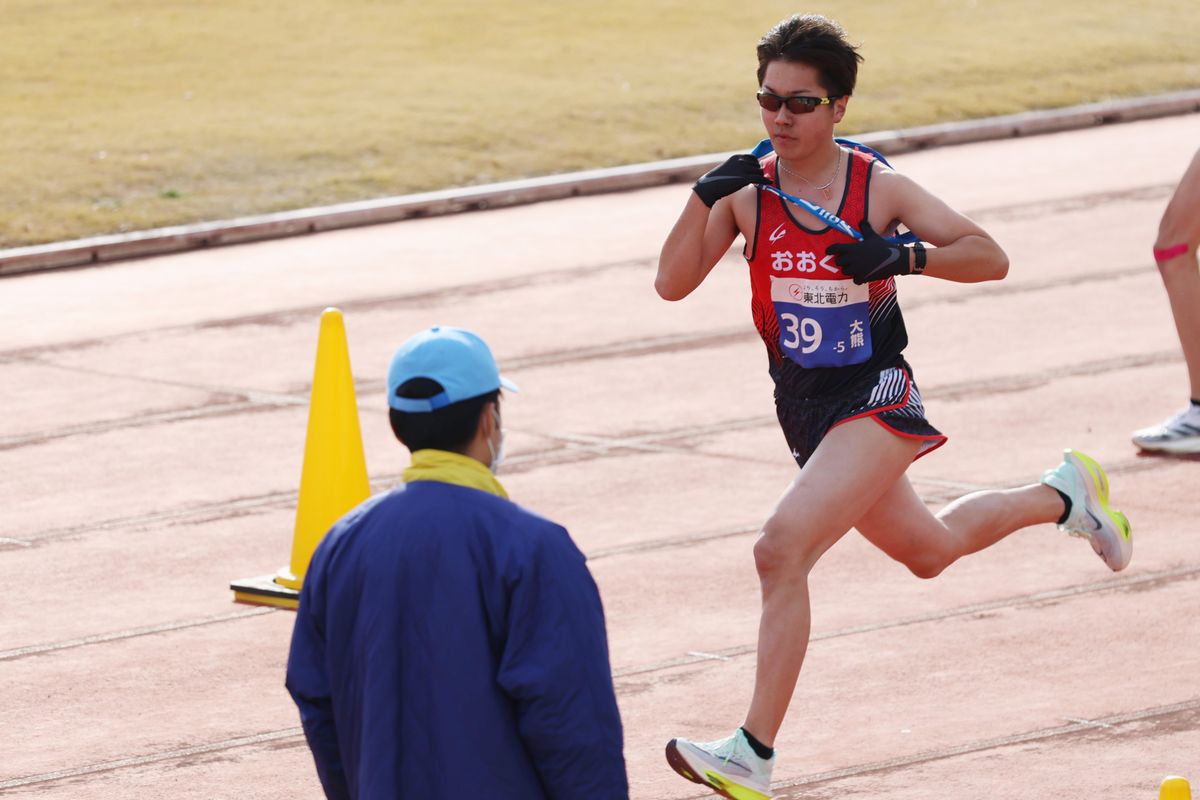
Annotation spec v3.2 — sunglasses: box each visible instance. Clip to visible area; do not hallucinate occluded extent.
[756,90,841,114]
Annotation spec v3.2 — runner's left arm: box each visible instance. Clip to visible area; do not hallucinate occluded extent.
[867,166,1008,284]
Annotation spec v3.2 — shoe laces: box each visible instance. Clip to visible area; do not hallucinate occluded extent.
[710,731,752,768]
[1157,406,1200,432]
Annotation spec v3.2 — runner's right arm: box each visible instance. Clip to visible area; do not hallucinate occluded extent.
[656,155,764,301]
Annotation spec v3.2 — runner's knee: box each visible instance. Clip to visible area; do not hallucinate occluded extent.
[1155,215,1195,272]
[871,532,948,579]
[902,551,948,580]
[754,534,801,580]
[755,517,820,578]
[860,519,951,579]
[1157,205,1194,251]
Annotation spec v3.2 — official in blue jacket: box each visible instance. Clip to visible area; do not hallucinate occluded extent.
[286,325,628,799]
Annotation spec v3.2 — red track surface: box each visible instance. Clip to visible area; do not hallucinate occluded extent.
[3,113,1199,799]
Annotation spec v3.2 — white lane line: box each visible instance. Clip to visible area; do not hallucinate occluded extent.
[0,607,277,661]
[0,727,305,790]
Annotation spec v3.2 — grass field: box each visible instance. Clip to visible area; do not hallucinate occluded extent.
[3,0,1198,248]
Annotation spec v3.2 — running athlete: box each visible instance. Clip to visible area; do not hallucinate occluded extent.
[655,14,1133,800]
[1131,146,1200,452]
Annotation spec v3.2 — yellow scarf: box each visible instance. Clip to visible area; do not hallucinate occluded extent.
[402,449,508,499]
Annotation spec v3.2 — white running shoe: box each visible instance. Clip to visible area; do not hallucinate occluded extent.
[1132,405,1200,453]
[1040,449,1132,571]
[665,729,774,800]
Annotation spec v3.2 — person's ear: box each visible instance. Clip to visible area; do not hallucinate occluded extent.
[478,403,495,441]
[832,95,849,124]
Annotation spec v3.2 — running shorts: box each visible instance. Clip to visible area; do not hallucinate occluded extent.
[774,362,947,468]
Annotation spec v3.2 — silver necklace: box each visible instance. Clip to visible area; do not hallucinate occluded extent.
[779,149,842,200]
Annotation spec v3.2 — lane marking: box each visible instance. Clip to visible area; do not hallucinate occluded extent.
[6,697,1196,792]
[7,449,1176,554]
[591,525,760,560]
[0,727,304,791]
[5,561,1194,682]
[612,564,1200,681]
[1063,716,1117,729]
[0,398,285,450]
[0,264,1164,454]
[0,607,276,662]
[14,491,301,545]
[1,257,652,361]
[756,698,1200,798]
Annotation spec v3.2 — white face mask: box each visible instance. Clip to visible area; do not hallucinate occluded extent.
[486,405,505,473]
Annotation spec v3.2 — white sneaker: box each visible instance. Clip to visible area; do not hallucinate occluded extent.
[1041,449,1132,571]
[1132,405,1200,453]
[665,729,774,800]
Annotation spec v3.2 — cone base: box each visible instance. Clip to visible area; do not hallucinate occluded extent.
[230,573,300,610]
[274,566,303,590]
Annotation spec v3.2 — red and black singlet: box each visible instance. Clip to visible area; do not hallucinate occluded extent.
[744,148,909,399]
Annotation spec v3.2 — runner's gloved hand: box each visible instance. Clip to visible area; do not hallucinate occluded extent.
[825,220,913,285]
[693,154,768,208]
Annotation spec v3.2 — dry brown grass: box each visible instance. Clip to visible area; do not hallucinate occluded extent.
[3,0,1197,247]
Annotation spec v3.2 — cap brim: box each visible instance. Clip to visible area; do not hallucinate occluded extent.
[500,375,519,393]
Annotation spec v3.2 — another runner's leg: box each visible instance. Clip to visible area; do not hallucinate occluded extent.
[1133,247,1200,452]
[1160,249,1200,401]
[1160,148,1200,400]
[1134,148,1200,452]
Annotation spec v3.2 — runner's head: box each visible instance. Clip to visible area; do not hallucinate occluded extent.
[386,326,517,468]
[756,14,862,99]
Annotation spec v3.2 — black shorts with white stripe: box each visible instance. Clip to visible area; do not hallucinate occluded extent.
[774,360,947,468]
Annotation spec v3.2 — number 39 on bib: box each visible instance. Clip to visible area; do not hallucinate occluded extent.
[770,276,873,368]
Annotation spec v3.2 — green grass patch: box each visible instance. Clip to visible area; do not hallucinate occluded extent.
[3,0,1197,247]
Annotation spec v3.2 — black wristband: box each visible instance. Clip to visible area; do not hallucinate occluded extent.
[911,242,927,274]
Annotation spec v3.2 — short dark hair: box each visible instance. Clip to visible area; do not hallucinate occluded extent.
[756,14,863,98]
[388,378,499,453]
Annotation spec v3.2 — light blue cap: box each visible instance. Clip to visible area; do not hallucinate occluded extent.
[387,326,518,413]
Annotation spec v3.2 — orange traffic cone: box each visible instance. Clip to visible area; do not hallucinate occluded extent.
[231,308,371,609]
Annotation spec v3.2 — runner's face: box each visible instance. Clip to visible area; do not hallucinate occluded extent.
[759,60,848,160]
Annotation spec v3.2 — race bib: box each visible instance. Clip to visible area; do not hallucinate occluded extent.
[770,276,872,368]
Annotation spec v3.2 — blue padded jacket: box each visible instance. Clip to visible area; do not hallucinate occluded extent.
[285,481,628,799]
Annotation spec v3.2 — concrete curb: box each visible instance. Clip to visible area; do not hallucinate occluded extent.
[3,89,1198,278]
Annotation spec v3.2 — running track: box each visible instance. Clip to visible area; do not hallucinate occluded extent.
[2,113,1198,799]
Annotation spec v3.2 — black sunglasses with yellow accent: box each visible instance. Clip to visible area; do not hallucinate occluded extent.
[756,90,841,114]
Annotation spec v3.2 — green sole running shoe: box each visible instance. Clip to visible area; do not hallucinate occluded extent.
[666,729,774,800]
[1041,449,1132,571]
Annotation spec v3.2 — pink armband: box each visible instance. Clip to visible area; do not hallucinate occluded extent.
[1154,243,1190,262]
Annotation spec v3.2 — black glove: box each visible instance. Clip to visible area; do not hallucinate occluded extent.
[825,220,916,285]
[692,154,768,208]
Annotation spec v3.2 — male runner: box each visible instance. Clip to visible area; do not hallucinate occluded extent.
[655,14,1132,800]
[1131,146,1200,452]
